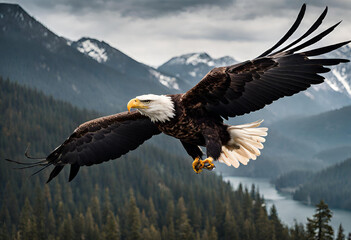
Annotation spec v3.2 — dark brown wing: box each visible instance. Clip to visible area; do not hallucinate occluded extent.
[181,4,350,119]
[43,111,160,182]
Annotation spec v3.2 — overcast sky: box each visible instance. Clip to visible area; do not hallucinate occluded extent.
[5,0,351,66]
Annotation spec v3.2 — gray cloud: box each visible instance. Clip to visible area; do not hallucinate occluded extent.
[5,0,351,66]
[27,0,234,18]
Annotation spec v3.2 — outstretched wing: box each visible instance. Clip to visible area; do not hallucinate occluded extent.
[33,111,160,183]
[181,4,350,119]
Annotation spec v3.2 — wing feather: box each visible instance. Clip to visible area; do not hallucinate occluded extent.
[257,4,306,58]
[181,5,349,119]
[44,111,160,182]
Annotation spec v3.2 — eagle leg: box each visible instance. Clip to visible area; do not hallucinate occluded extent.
[192,157,215,173]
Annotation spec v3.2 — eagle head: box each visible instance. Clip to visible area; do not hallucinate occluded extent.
[127,94,175,123]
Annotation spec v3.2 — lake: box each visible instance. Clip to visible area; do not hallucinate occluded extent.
[223,176,351,234]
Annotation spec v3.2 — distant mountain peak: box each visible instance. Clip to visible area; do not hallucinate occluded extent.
[75,37,108,63]
[0,3,33,28]
[164,52,236,67]
[0,3,64,51]
[158,52,237,86]
[0,3,23,12]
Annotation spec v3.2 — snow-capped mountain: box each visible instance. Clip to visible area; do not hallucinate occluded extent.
[158,52,237,86]
[75,38,108,63]
[72,37,189,91]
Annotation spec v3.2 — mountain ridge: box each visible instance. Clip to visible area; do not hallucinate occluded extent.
[72,37,192,91]
[0,3,187,115]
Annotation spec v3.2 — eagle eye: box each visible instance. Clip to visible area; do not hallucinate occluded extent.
[141,100,151,103]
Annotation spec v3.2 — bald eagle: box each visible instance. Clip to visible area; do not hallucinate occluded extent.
[7,4,350,182]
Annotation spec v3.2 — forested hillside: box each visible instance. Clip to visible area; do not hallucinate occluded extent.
[0,76,298,239]
[273,105,351,149]
[293,158,351,210]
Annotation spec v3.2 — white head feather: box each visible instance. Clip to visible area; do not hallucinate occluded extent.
[135,94,175,123]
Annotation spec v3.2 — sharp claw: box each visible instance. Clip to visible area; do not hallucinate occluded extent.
[204,162,215,170]
[192,157,202,173]
[192,157,215,173]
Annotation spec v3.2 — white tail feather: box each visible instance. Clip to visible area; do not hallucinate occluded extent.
[218,120,268,168]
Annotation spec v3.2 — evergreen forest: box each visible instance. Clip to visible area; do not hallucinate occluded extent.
[0,76,350,239]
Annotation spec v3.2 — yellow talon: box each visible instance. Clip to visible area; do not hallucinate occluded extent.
[192,157,203,173]
[203,157,215,170]
[192,157,215,174]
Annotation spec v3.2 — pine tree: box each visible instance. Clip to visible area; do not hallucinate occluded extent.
[256,207,271,240]
[188,196,201,232]
[148,197,158,227]
[214,198,225,238]
[290,220,306,240]
[59,213,74,240]
[336,224,345,240]
[165,200,174,226]
[102,188,112,225]
[176,197,193,240]
[140,210,150,229]
[90,195,102,227]
[148,225,161,240]
[141,227,152,240]
[223,207,238,240]
[102,211,120,240]
[306,200,334,240]
[85,207,99,240]
[73,212,85,240]
[167,220,176,240]
[306,218,316,240]
[33,188,46,240]
[269,205,287,240]
[242,218,255,240]
[46,209,56,237]
[208,226,218,240]
[18,198,37,240]
[125,191,141,240]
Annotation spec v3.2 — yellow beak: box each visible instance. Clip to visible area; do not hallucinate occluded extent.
[127,98,148,112]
